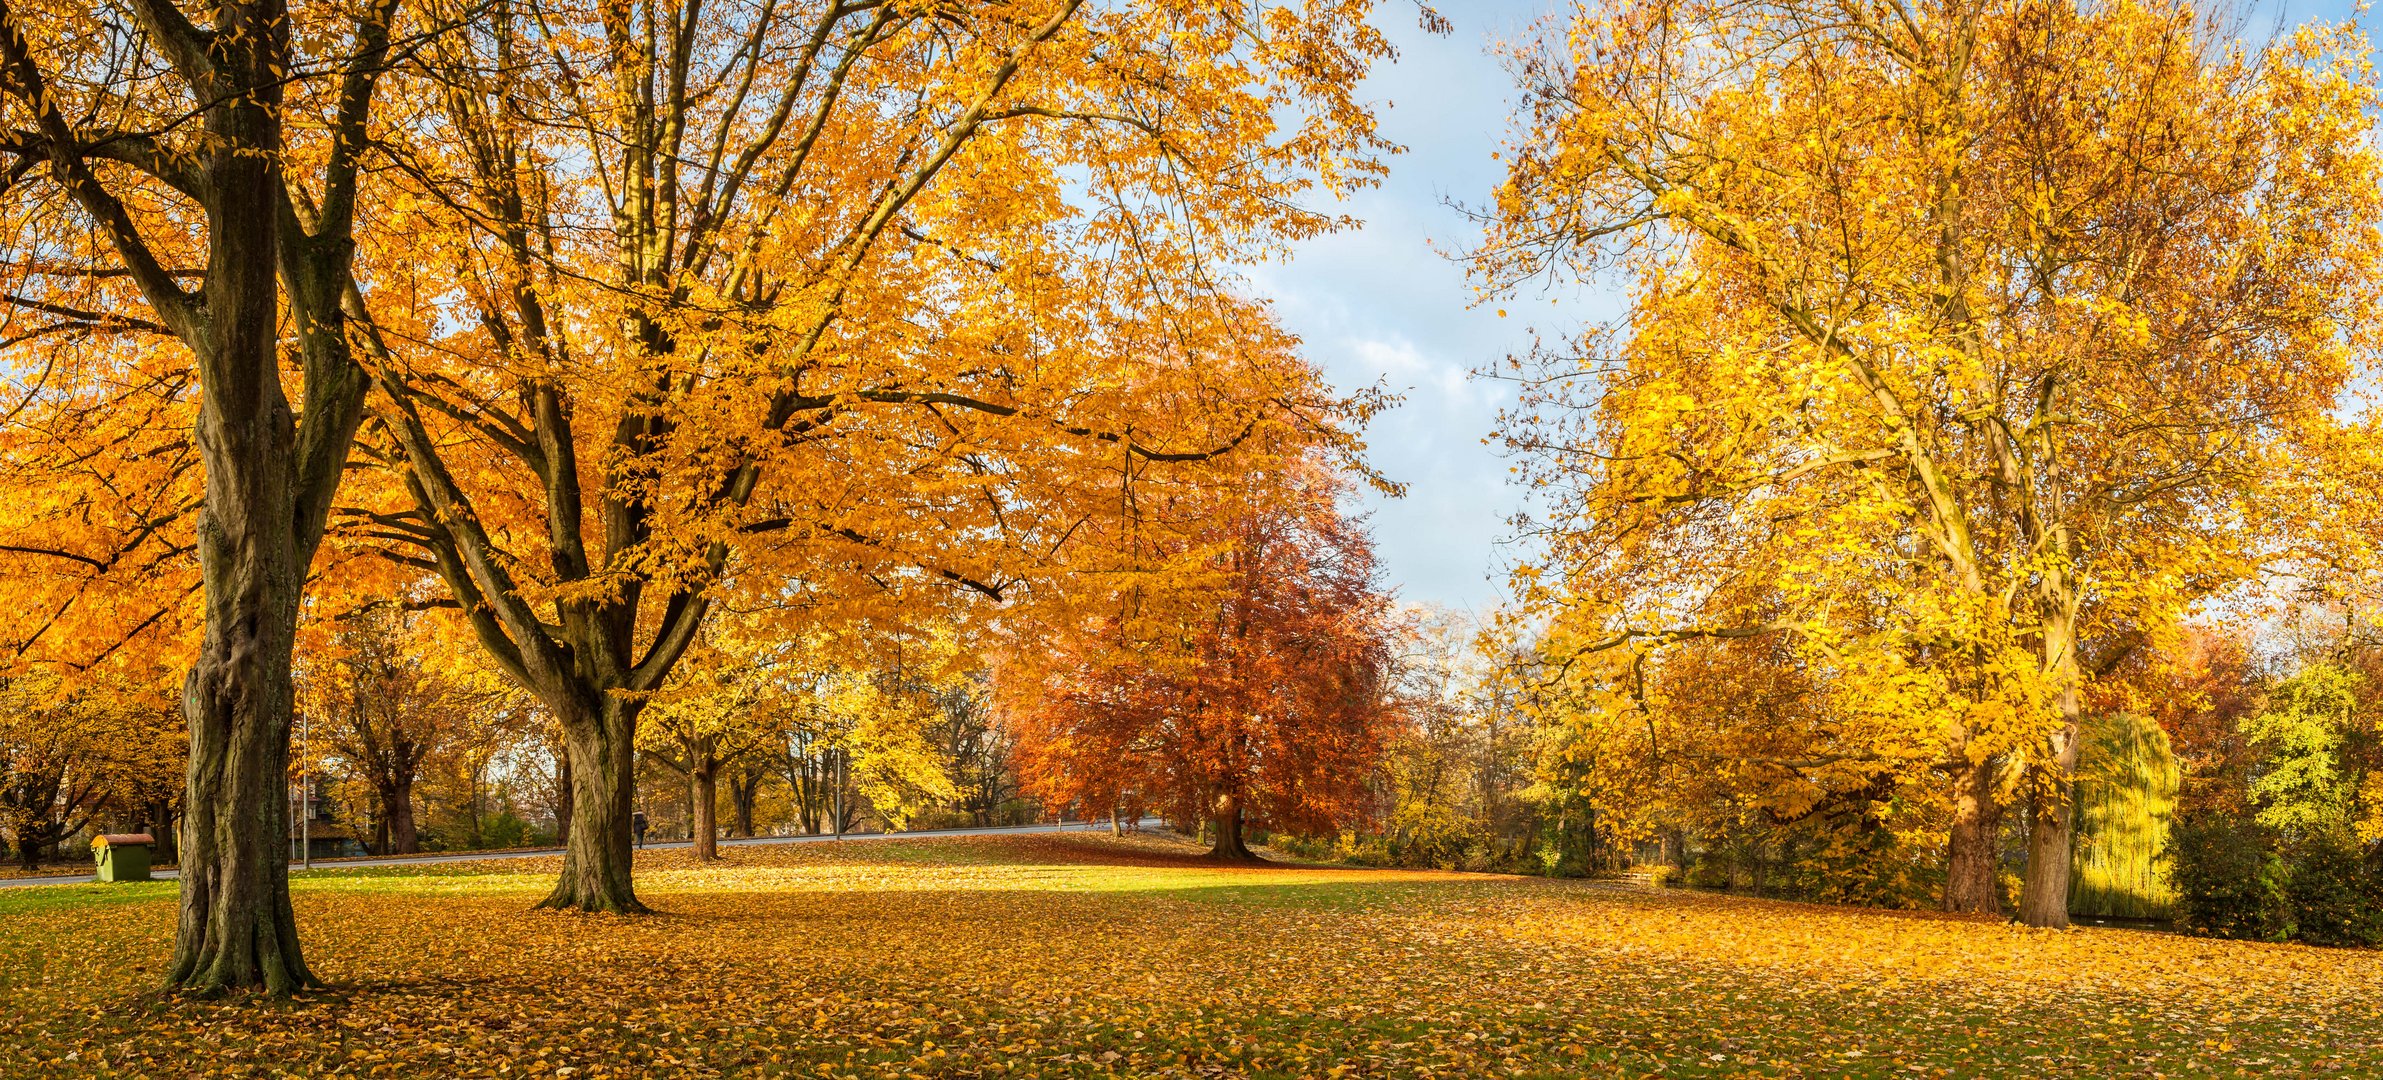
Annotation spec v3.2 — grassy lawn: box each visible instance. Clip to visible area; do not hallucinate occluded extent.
[2,833,2376,1078]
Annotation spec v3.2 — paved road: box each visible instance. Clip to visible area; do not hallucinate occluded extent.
[1,818,1164,889]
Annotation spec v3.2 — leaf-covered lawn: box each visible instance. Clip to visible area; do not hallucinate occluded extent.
[3,833,2376,1078]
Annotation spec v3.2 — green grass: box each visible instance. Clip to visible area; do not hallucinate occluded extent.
[0,879,177,916]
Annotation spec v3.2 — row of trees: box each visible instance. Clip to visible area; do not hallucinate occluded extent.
[0,0,1408,994]
[7,0,2382,995]
[1,472,1407,870]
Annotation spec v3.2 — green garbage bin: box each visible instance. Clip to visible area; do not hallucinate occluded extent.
[93,833,154,883]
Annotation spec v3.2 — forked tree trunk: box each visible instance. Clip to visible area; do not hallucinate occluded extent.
[1209,792,1259,861]
[0,0,387,998]
[690,760,719,860]
[538,702,647,914]
[166,124,321,994]
[1943,755,2003,914]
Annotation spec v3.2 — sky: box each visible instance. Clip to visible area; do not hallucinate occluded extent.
[1252,0,1590,619]
[1268,0,2370,617]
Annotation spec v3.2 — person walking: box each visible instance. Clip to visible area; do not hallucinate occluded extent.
[631,810,649,850]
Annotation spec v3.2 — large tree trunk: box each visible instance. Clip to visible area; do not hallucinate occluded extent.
[690,760,719,860]
[166,110,318,994]
[1208,792,1259,861]
[0,0,387,999]
[537,702,647,914]
[172,548,312,995]
[2018,589,2085,929]
[2019,718,2083,928]
[1943,755,2003,914]
[385,777,420,855]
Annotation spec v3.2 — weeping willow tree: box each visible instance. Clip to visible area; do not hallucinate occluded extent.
[2070,714,2181,919]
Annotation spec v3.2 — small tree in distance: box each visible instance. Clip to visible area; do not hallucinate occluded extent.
[1004,467,1400,860]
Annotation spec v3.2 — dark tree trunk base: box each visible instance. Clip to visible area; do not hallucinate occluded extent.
[165,891,313,997]
[534,883,654,916]
[534,705,649,914]
[1207,793,1263,861]
[1943,756,2003,915]
[2019,782,2075,929]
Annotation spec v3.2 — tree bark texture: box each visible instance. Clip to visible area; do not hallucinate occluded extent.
[1943,755,2003,914]
[0,0,394,994]
[554,754,574,847]
[690,761,719,861]
[2018,569,2085,928]
[536,702,647,914]
[381,777,419,855]
[1208,792,1259,861]
[158,8,316,993]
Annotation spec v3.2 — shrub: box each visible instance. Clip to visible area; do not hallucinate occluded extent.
[1625,863,1678,886]
[1762,823,1941,910]
[2281,833,2382,947]
[2166,811,2288,941]
[482,810,537,851]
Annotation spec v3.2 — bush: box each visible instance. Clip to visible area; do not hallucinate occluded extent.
[482,810,538,851]
[905,807,978,831]
[2166,811,2288,941]
[1762,824,1941,910]
[2282,833,2382,947]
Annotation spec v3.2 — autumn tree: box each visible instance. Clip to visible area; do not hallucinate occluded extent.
[425,681,546,851]
[0,669,182,869]
[327,0,1393,912]
[1005,467,1398,860]
[0,354,200,864]
[1366,606,1537,866]
[2106,625,2268,816]
[0,0,410,989]
[298,607,456,854]
[638,641,787,860]
[926,676,1018,828]
[1478,0,2383,924]
[769,646,966,835]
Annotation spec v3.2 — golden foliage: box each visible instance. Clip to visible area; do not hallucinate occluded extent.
[1477,0,2383,918]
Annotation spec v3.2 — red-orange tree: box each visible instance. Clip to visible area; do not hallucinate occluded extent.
[1004,467,1398,859]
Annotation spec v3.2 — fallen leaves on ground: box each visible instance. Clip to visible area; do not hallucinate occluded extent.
[1,832,2376,1077]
